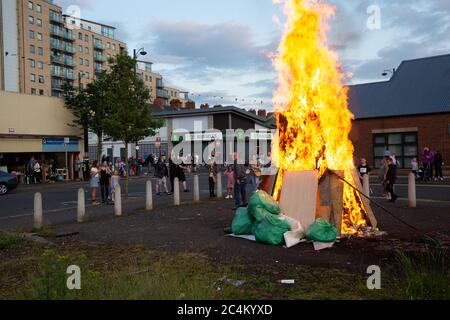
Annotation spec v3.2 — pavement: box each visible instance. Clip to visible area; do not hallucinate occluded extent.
[0,171,449,231]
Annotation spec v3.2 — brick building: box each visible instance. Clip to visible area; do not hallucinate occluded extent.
[348,54,450,172]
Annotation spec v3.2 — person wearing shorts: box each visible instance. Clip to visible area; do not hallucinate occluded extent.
[155,155,171,196]
[90,161,100,205]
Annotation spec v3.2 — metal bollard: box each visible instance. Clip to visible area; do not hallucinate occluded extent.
[408,172,417,208]
[115,184,122,216]
[146,180,153,211]
[174,178,180,206]
[216,172,223,199]
[363,175,370,198]
[77,188,86,223]
[193,175,200,202]
[34,192,43,230]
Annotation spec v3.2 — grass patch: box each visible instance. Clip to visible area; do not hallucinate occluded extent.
[394,249,450,300]
[0,232,25,250]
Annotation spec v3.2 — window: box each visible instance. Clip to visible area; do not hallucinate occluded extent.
[38,75,44,83]
[85,34,89,42]
[85,47,89,54]
[112,44,116,50]
[79,45,83,53]
[106,42,111,49]
[39,89,44,95]
[373,132,418,169]
[37,61,43,69]
[29,59,35,68]
[37,18,42,27]
[85,72,90,79]
[78,33,83,40]
[28,1,33,10]
[37,33,43,41]
[36,4,41,13]
[31,88,36,95]
[79,58,83,65]
[85,59,89,66]
[30,74,36,82]
[29,30,35,39]
[28,16,34,24]
[37,47,43,55]
[30,45,35,54]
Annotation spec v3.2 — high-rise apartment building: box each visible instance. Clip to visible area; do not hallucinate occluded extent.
[0,0,126,97]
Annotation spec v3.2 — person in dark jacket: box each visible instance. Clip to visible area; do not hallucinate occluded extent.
[434,151,444,181]
[384,157,398,203]
[155,155,171,196]
[233,153,248,209]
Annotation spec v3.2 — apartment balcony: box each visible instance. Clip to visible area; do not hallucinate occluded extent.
[156,79,164,89]
[51,69,75,80]
[49,12,65,25]
[51,55,75,67]
[93,42,105,51]
[51,80,68,91]
[50,42,75,54]
[156,89,169,99]
[94,54,106,63]
[50,27,75,41]
[94,65,104,73]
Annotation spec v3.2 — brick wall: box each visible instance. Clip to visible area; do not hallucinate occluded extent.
[350,113,450,172]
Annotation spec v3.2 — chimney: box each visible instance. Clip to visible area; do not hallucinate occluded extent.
[248,109,257,115]
[258,109,267,118]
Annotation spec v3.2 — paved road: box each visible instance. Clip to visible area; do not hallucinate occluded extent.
[0,172,449,231]
[0,172,249,230]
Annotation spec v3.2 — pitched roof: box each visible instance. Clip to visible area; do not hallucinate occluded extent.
[348,54,450,119]
[149,105,275,128]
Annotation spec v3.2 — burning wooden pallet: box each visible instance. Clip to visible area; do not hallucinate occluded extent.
[262,169,377,236]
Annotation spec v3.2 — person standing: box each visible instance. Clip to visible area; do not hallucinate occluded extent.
[434,151,444,181]
[411,158,419,178]
[385,157,398,203]
[224,166,235,200]
[33,160,42,184]
[357,158,371,185]
[378,153,390,199]
[233,153,247,209]
[99,161,112,204]
[90,161,100,205]
[155,155,171,196]
[208,160,218,198]
[422,147,434,181]
[249,154,262,193]
[110,170,120,202]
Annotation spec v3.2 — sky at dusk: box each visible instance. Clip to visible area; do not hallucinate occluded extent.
[55,0,450,110]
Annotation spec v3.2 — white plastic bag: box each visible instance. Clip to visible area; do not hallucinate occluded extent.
[282,215,306,248]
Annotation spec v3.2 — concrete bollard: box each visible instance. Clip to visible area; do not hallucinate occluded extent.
[114,184,122,216]
[216,172,223,199]
[174,178,180,206]
[363,174,370,198]
[408,172,417,208]
[146,180,153,211]
[34,192,43,230]
[77,188,86,223]
[193,175,200,202]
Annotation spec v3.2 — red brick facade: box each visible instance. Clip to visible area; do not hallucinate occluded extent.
[350,113,450,171]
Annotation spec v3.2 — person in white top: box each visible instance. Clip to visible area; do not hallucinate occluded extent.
[90,161,100,205]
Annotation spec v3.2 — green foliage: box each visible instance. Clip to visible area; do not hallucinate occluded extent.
[103,55,163,148]
[0,232,24,250]
[395,249,450,300]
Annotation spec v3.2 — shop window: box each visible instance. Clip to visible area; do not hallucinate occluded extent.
[373,132,418,169]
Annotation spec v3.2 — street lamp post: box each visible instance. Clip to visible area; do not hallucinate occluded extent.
[133,48,148,76]
[78,72,89,155]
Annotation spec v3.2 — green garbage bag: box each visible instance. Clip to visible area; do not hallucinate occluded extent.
[254,214,291,246]
[248,191,281,222]
[232,208,254,235]
[306,218,338,243]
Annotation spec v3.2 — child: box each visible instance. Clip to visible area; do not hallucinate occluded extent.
[111,170,120,202]
[224,166,235,200]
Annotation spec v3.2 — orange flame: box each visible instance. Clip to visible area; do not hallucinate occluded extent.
[272,0,367,235]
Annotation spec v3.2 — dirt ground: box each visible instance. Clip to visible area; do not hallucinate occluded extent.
[48,198,450,272]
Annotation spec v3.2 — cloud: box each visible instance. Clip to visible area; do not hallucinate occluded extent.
[54,0,93,12]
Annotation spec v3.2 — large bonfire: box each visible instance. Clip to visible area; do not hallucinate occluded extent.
[272,0,367,235]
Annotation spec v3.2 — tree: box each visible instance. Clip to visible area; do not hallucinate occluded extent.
[63,70,112,162]
[103,55,163,198]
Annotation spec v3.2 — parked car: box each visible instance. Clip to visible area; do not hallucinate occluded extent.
[0,171,18,195]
